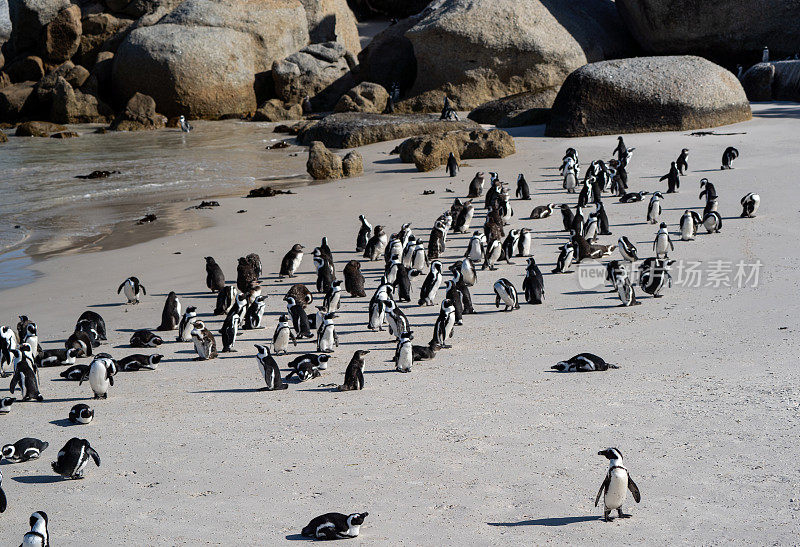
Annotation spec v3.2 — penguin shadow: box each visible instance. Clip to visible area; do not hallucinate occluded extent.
[88,302,125,308]
[693,169,724,173]
[50,418,78,427]
[562,290,604,296]
[177,291,216,297]
[11,475,65,484]
[487,515,600,527]
[284,533,313,541]
[41,396,93,404]
[191,388,265,394]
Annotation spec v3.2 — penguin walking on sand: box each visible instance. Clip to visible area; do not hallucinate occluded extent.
[639,258,673,298]
[10,344,43,401]
[117,276,146,304]
[494,278,520,311]
[205,257,226,292]
[82,355,117,399]
[679,210,701,241]
[676,148,689,175]
[453,200,474,233]
[254,344,288,391]
[653,222,674,258]
[177,306,197,342]
[522,257,545,304]
[465,232,485,263]
[552,242,575,274]
[338,350,370,391]
[595,201,612,235]
[19,511,49,545]
[418,261,443,306]
[659,162,680,193]
[560,204,575,232]
[517,228,532,257]
[280,244,304,278]
[446,152,459,177]
[190,321,218,360]
[385,300,410,340]
[515,174,530,200]
[356,215,372,252]
[272,315,297,355]
[395,331,413,373]
[431,299,456,349]
[301,512,368,540]
[219,308,241,353]
[721,146,739,169]
[52,438,101,479]
[157,291,181,331]
[0,325,17,377]
[483,239,502,271]
[316,313,339,353]
[647,192,662,224]
[740,193,760,217]
[617,236,638,263]
[609,263,640,306]
[321,280,343,312]
[595,448,641,521]
[285,296,313,339]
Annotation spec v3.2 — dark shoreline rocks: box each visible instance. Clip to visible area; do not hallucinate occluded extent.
[395,128,515,171]
[742,61,800,102]
[468,89,557,127]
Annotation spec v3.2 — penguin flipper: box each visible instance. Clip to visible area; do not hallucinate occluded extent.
[627,476,641,503]
[595,474,610,507]
[0,485,5,513]
[88,446,101,467]
[117,282,125,294]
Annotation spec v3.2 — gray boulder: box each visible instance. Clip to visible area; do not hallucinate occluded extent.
[467,88,557,127]
[50,76,111,123]
[297,0,360,53]
[111,91,166,130]
[7,0,70,55]
[356,12,419,94]
[741,61,800,102]
[16,119,66,135]
[43,3,82,63]
[0,81,34,121]
[546,56,752,137]
[307,140,343,179]
[395,128,515,171]
[334,81,389,113]
[252,98,303,122]
[342,150,362,176]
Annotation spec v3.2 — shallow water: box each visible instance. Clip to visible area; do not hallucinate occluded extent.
[0,120,310,289]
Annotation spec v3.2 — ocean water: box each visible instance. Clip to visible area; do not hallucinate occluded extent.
[0,120,309,289]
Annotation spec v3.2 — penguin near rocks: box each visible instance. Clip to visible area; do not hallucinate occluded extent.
[446,152,459,177]
[395,331,413,373]
[285,296,313,339]
[205,257,226,292]
[467,172,486,198]
[76,310,107,342]
[356,215,372,253]
[157,291,181,331]
[19,511,49,546]
[190,321,218,360]
[51,438,101,479]
[254,344,288,391]
[280,244,305,278]
[647,192,663,224]
[617,236,639,263]
[0,396,14,414]
[522,258,545,304]
[493,278,520,311]
[338,350,370,391]
[530,203,557,219]
[69,404,94,424]
[2,438,48,463]
[117,276,146,304]
[118,354,162,372]
[272,314,297,355]
[595,447,641,521]
[515,173,530,200]
[740,193,760,218]
[301,512,368,540]
[418,260,444,306]
[219,308,241,353]
[177,306,198,342]
[639,257,673,298]
[721,146,739,169]
[552,242,575,274]
[659,162,680,193]
[316,313,339,353]
[551,353,619,372]
[679,210,702,241]
[702,211,723,233]
[129,330,163,348]
[676,148,689,175]
[653,222,674,258]
[431,299,456,349]
[82,355,117,399]
[10,345,43,401]
[38,348,78,368]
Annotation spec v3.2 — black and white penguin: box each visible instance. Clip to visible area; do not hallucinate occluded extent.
[356,215,372,253]
[501,229,520,264]
[484,173,501,209]
[219,307,241,353]
[639,257,673,298]
[20,321,39,355]
[51,438,100,479]
[19,511,49,546]
[190,321,218,360]
[280,244,305,278]
[38,347,78,368]
[364,225,388,261]
[321,280,343,313]
[2,438,48,462]
[82,355,117,398]
[647,192,662,224]
[453,200,475,233]
[515,173,530,200]
[676,148,689,175]
[393,263,415,303]
[619,191,648,203]
[522,257,545,304]
[314,255,335,294]
[431,299,456,349]
[613,136,627,160]
[384,300,410,340]
[515,228,533,258]
[129,330,163,348]
[560,204,575,232]
[118,353,162,372]
[528,203,555,220]
[493,278,520,311]
[703,211,722,233]
[0,469,5,513]
[254,344,288,391]
[584,214,599,242]
[179,115,193,132]
[552,242,575,274]
[449,267,474,314]
[740,193,760,218]
[595,448,641,521]
[286,354,330,382]
[301,512,368,540]
[157,291,181,331]
[467,172,486,198]
[285,296,313,339]
[0,325,17,377]
[595,201,612,235]
[338,350,369,391]
[244,295,267,330]
[659,162,680,193]
[653,222,674,258]
[60,364,90,381]
[10,344,42,401]
[412,340,440,361]
[117,276,146,304]
[205,257,226,292]
[213,285,238,316]
[483,239,502,271]
[444,280,464,326]
[617,236,638,263]
[551,353,619,372]
[446,152,459,177]
[65,331,92,358]
[76,310,107,342]
[418,260,443,306]
[69,404,94,424]
[177,306,198,342]
[316,313,338,353]
[464,231,485,263]
[272,314,297,355]
[721,146,739,169]
[679,210,701,241]
[395,331,413,373]
[0,396,14,414]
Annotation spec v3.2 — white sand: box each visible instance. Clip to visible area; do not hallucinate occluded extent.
[1,102,799,544]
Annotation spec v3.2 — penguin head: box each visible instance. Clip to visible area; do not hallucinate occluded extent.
[254,344,269,356]
[598,447,623,461]
[192,321,205,330]
[353,350,370,359]
[149,354,163,366]
[2,444,15,459]
[318,355,330,365]
[659,222,667,229]
[348,512,368,526]
[26,323,37,336]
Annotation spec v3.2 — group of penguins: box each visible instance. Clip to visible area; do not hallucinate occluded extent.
[0,134,762,542]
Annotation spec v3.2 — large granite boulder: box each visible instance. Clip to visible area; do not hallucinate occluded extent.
[616,0,800,61]
[16,119,67,136]
[348,0,431,19]
[356,12,419,94]
[0,0,12,45]
[307,140,343,179]
[342,149,362,176]
[50,76,111,123]
[395,128,515,171]
[546,56,752,137]
[398,0,635,112]
[334,81,388,113]
[76,12,133,68]
[0,81,35,121]
[741,61,800,102]
[43,3,81,62]
[112,0,309,118]
[110,91,166,130]
[252,98,303,121]
[298,0,360,54]
[467,88,557,127]
[6,0,70,55]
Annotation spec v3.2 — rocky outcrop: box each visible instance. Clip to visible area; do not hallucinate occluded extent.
[342,150,363,176]
[395,128,515,171]
[6,55,45,82]
[356,12,419,94]
[15,120,67,136]
[334,82,389,113]
[467,88,557,127]
[398,0,635,112]
[272,41,356,112]
[43,3,81,63]
[298,0,360,54]
[297,112,479,148]
[0,81,35,121]
[50,76,112,123]
[110,91,166,130]
[112,0,310,118]
[741,61,800,102]
[348,0,431,19]
[546,56,752,137]
[307,140,343,179]
[252,99,303,122]
[75,12,132,68]
[616,0,800,61]
[6,0,71,55]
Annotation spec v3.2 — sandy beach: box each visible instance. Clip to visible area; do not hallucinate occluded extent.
[1,102,799,544]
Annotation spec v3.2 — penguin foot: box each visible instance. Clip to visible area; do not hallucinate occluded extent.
[617,509,632,519]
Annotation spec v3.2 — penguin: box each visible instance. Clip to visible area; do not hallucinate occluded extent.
[464,232,485,262]
[0,396,14,414]
[280,244,305,278]
[272,314,297,355]
[0,325,17,377]
[205,257,226,292]
[444,280,464,326]
[595,448,641,521]
[384,254,401,285]
[367,299,386,332]
[497,190,514,224]
[179,115,193,132]
[446,152,459,177]
[321,280,343,312]
[453,200,474,233]
[117,276,146,304]
[515,173,530,200]
[551,353,619,372]
[244,295,267,330]
[82,355,117,398]
[9,345,42,401]
[517,228,533,257]
[60,364,90,381]
[2,438,48,462]
[384,237,403,268]
[647,192,662,224]
[577,178,593,209]
[679,210,700,241]
[19,511,49,546]
[301,512,368,540]
[614,272,639,307]
[699,178,717,203]
[69,404,94,424]
[740,193,760,218]
[356,214,372,252]
[483,239,502,271]
[219,308,241,353]
[639,257,673,298]
[395,331,413,373]
[431,299,456,349]
[457,257,477,287]
[450,267,475,314]
[427,222,446,259]
[285,296,313,339]
[190,321,218,360]
[560,204,575,232]
[619,191,648,203]
[595,201,612,235]
[411,241,429,271]
[284,284,313,309]
[65,331,92,358]
[659,162,680,193]
[364,226,388,261]
[562,157,578,193]
[20,321,39,355]
[501,230,520,264]
[157,291,181,331]
[314,256,335,294]
[337,350,370,391]
[418,260,443,306]
[653,222,674,258]
[613,136,627,160]
[236,257,258,293]
[177,306,198,342]
[51,438,100,479]
[118,353,162,372]
[285,354,325,382]
[316,313,339,353]
[385,300,411,340]
[703,211,723,233]
[38,348,78,368]
[552,242,575,274]
[412,340,440,361]
[214,285,238,316]
[129,330,163,348]
[393,263,415,303]
[522,258,545,304]
[676,148,689,175]
[467,172,486,198]
[0,469,5,513]
[617,236,639,262]
[76,310,107,341]
[721,146,739,169]
[584,214,599,242]
[484,173,501,209]
[529,203,556,219]
[254,344,288,391]
[484,209,504,244]
[494,278,520,311]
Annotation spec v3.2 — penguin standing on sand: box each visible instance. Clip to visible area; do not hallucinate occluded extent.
[467,172,486,198]
[703,211,723,233]
[343,260,367,297]
[316,313,338,353]
[157,291,181,331]
[639,258,673,298]
[676,148,689,175]
[214,286,238,316]
[117,276,146,304]
[647,192,662,224]
[679,210,701,240]
[613,136,627,160]
[515,174,530,200]
[0,325,18,377]
[219,308,241,353]
[552,242,575,274]
[395,331,413,373]
[444,280,464,326]
[254,344,287,391]
[613,268,640,307]
[659,162,680,193]
[191,321,218,360]
[301,512,368,539]
[364,226,388,261]
[83,355,117,399]
[19,511,49,545]
[522,258,545,304]
[285,296,313,339]
[418,261,443,306]
[368,298,386,331]
[653,222,674,258]
[280,244,304,278]
[464,232,485,262]
[321,280,343,312]
[177,306,197,342]
[431,299,456,349]
[494,278,520,311]
[596,201,612,235]
[517,228,532,257]
[0,469,5,513]
[595,448,641,521]
[10,344,42,401]
[450,266,475,314]
[272,315,297,355]
[721,146,739,169]
[446,152,459,177]
[205,257,226,292]
[356,215,372,253]
[179,115,193,132]
[338,350,370,391]
[52,438,101,479]
[244,296,267,329]
[740,193,760,217]
[560,205,574,232]
[482,239,502,271]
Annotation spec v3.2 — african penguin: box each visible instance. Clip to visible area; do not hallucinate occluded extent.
[190,321,218,360]
[551,353,619,372]
[338,350,369,391]
[740,193,760,218]
[2,438,48,462]
[595,448,641,521]
[69,404,94,424]
[117,276,146,304]
[51,438,100,479]
[301,512,368,540]
[272,314,297,354]
[493,278,520,311]
[82,355,117,398]
[254,344,288,391]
